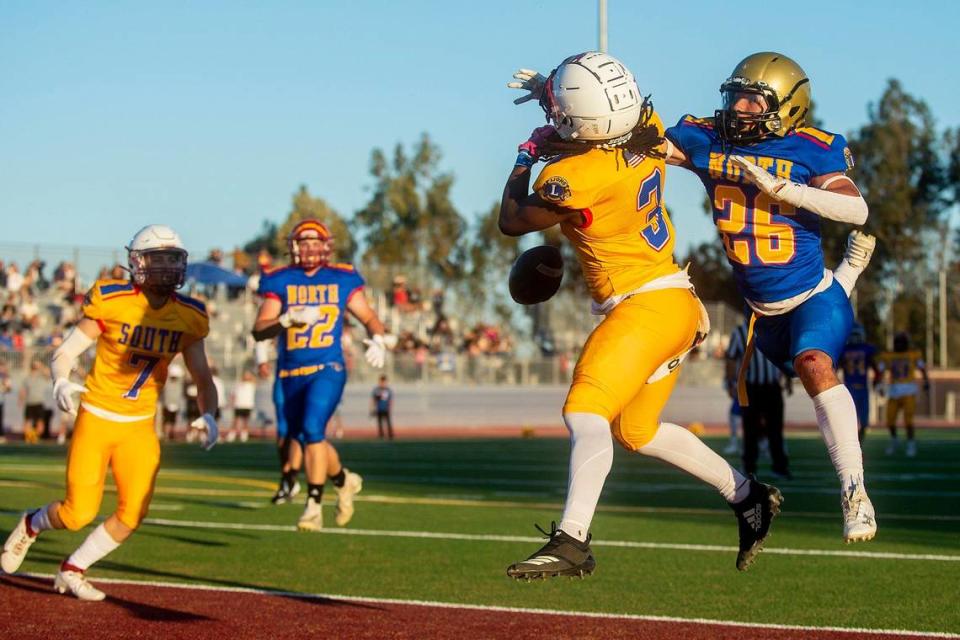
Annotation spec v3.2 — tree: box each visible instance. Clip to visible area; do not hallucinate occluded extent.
[276,185,356,263]
[242,220,281,257]
[464,201,521,308]
[681,240,742,309]
[846,79,949,347]
[354,134,466,286]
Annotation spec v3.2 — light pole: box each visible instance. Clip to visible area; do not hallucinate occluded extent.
[599,0,607,52]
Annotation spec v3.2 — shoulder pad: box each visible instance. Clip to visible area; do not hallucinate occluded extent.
[680,115,715,129]
[174,293,208,316]
[793,126,838,148]
[97,279,137,298]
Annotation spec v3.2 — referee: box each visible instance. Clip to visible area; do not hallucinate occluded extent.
[725,321,792,479]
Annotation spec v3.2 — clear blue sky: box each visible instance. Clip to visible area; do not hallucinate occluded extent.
[2,1,958,258]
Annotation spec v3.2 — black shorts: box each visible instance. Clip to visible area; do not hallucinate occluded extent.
[234,408,251,419]
[162,408,179,425]
[24,404,45,422]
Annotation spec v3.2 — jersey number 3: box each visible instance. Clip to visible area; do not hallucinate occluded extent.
[637,168,669,251]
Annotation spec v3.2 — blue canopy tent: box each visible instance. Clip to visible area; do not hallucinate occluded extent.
[185,262,248,288]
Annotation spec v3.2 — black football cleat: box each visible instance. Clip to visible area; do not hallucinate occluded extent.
[730,479,783,571]
[507,522,596,580]
[270,480,300,505]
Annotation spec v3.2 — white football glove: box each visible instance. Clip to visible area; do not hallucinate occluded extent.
[507,68,547,105]
[53,377,88,415]
[278,305,321,328]
[844,230,876,270]
[729,155,788,197]
[190,413,219,451]
[363,335,387,369]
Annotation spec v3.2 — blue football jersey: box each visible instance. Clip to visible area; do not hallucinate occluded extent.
[257,263,365,369]
[666,115,852,303]
[840,343,876,390]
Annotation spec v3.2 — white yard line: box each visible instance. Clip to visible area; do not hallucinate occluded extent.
[140,517,960,563]
[13,571,960,638]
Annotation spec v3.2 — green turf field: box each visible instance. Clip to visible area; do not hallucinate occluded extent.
[2,431,958,634]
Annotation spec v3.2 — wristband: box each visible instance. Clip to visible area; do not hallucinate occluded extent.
[515,151,536,168]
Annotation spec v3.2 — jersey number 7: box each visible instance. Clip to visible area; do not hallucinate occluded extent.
[124,352,161,400]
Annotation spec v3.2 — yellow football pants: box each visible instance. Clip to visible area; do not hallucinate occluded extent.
[564,287,700,450]
[57,408,161,531]
[886,395,916,428]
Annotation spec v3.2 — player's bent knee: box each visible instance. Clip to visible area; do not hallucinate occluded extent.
[57,503,99,532]
[612,419,658,452]
[116,505,148,531]
[564,381,620,423]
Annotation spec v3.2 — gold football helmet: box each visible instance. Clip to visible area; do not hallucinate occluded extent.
[715,52,810,143]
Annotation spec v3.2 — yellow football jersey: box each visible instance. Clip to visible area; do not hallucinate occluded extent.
[876,350,923,385]
[80,279,209,417]
[533,112,679,305]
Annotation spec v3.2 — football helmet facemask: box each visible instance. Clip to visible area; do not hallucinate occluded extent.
[715,52,810,143]
[289,220,334,270]
[539,52,647,144]
[125,224,188,295]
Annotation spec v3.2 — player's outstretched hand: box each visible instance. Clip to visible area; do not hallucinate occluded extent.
[729,155,787,197]
[53,377,88,415]
[363,335,387,369]
[190,413,219,451]
[508,68,547,105]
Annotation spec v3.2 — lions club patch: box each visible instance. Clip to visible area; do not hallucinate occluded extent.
[843,146,855,170]
[540,176,571,203]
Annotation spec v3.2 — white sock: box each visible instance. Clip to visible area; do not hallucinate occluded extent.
[833,261,862,297]
[558,413,613,542]
[29,506,53,535]
[64,523,121,571]
[638,422,750,503]
[813,385,865,492]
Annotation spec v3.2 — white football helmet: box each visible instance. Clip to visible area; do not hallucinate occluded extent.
[125,224,188,293]
[540,52,643,142]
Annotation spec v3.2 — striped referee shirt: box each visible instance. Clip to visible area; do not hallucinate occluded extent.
[726,323,783,386]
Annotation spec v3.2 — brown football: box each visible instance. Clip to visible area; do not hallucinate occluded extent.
[508,245,564,305]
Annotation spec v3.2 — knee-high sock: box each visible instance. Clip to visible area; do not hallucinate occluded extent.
[558,413,613,542]
[813,385,865,492]
[833,259,864,297]
[64,523,121,571]
[638,422,750,503]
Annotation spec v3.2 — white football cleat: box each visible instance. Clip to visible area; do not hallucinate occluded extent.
[844,230,876,270]
[905,440,918,458]
[297,498,323,532]
[54,569,106,601]
[842,486,877,543]
[2,512,38,574]
[334,470,363,527]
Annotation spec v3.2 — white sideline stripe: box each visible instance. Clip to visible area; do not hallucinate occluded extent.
[15,571,960,639]
[142,517,960,563]
[1,477,957,522]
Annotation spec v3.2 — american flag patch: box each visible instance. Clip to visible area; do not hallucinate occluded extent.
[624,150,644,167]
